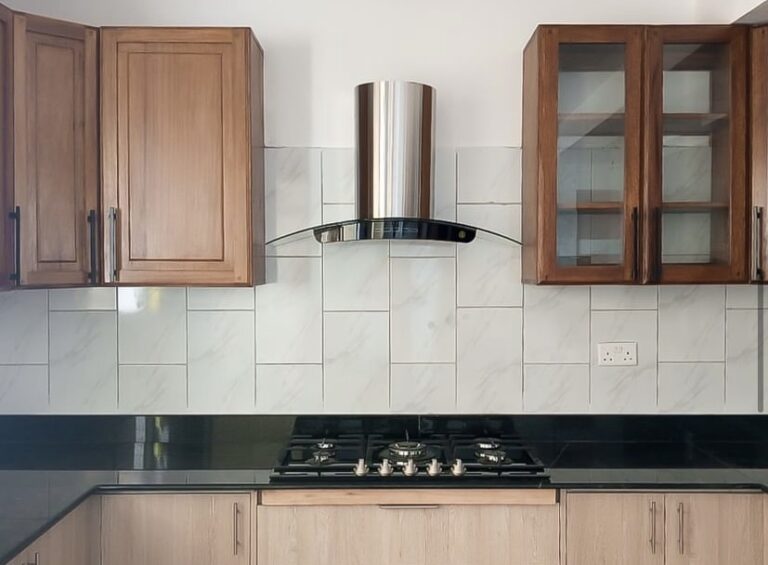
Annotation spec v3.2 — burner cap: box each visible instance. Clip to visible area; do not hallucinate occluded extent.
[388,441,426,460]
[307,450,335,465]
[474,438,502,451]
[315,440,336,451]
[476,449,508,465]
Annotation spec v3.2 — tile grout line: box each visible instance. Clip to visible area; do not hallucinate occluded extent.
[453,149,459,411]
[320,150,326,411]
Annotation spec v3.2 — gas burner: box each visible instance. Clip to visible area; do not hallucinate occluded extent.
[389,441,426,460]
[476,449,509,465]
[315,439,336,451]
[306,450,335,465]
[474,438,502,451]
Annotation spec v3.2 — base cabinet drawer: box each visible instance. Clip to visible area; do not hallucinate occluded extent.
[257,503,560,565]
[101,492,251,565]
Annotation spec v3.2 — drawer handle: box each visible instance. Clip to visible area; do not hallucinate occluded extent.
[233,502,240,556]
[87,209,97,283]
[108,207,118,282]
[648,500,656,554]
[754,206,764,280]
[677,502,684,554]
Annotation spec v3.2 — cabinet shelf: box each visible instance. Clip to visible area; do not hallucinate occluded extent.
[558,112,729,137]
[663,113,728,135]
[662,201,729,212]
[557,202,623,214]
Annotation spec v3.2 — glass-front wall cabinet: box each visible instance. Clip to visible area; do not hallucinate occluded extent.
[647,28,747,283]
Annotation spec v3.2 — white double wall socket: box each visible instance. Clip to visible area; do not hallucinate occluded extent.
[597,342,638,366]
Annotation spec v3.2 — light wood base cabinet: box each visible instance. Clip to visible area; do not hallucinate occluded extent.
[258,490,560,565]
[101,492,252,565]
[566,492,765,565]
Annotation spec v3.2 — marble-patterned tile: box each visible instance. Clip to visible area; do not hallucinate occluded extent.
[663,70,711,114]
[725,285,758,309]
[187,288,254,310]
[524,364,590,413]
[662,146,711,202]
[0,290,48,364]
[390,241,456,258]
[324,312,389,413]
[590,310,657,413]
[391,258,455,363]
[49,288,116,311]
[725,310,758,413]
[658,362,725,414]
[457,308,522,413]
[457,147,520,204]
[434,147,457,222]
[391,364,455,414]
[265,147,322,257]
[255,257,322,363]
[557,148,591,204]
[321,148,354,204]
[188,311,255,413]
[323,241,389,311]
[658,286,725,362]
[524,286,590,364]
[119,365,187,414]
[661,212,711,263]
[49,312,117,413]
[0,366,48,414]
[591,286,657,310]
[256,364,323,413]
[590,147,624,201]
[457,204,522,307]
[322,203,356,224]
[558,71,624,114]
[118,288,187,365]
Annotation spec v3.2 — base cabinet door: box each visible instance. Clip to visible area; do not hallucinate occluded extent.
[566,492,664,565]
[101,493,251,565]
[0,4,12,289]
[664,493,764,565]
[258,504,559,565]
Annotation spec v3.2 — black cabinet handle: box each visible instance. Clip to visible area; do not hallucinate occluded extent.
[8,206,20,285]
[87,209,97,284]
[631,207,639,281]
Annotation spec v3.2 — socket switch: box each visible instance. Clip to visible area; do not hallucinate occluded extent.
[597,342,637,366]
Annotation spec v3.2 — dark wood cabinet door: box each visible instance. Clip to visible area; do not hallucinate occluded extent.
[643,26,748,283]
[751,26,768,283]
[101,28,255,286]
[12,13,99,286]
[0,4,13,289]
[523,26,643,284]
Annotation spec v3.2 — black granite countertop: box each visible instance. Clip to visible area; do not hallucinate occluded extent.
[2,415,768,564]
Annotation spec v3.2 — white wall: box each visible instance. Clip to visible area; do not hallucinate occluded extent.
[6,0,701,148]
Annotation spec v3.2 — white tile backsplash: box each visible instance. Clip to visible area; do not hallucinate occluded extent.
[118,288,187,365]
[323,311,389,413]
[0,146,765,415]
[658,286,725,362]
[188,311,255,412]
[0,290,48,364]
[49,312,117,413]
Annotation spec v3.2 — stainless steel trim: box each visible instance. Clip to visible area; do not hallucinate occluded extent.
[108,207,118,282]
[677,502,684,554]
[356,81,435,220]
[378,505,440,510]
[754,206,763,280]
[649,501,656,554]
[233,502,240,555]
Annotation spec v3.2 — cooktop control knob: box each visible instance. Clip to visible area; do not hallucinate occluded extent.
[427,458,441,477]
[451,459,466,477]
[403,458,417,477]
[354,458,369,477]
[378,458,394,477]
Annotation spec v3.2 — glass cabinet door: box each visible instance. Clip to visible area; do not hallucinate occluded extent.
[543,28,642,282]
[646,28,748,282]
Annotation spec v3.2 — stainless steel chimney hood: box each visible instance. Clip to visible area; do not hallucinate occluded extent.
[266,81,521,249]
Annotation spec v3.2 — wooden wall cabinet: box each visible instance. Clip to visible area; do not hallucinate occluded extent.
[751,26,768,283]
[258,489,560,565]
[523,25,749,285]
[101,492,252,565]
[565,492,764,565]
[100,28,265,286]
[0,4,99,289]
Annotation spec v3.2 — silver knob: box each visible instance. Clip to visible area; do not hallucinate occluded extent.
[427,458,441,477]
[451,458,466,477]
[403,458,417,477]
[354,458,369,477]
[378,458,394,477]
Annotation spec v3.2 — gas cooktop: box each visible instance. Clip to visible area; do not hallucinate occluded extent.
[270,419,547,483]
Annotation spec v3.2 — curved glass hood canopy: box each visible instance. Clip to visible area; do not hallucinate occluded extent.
[266,80,521,249]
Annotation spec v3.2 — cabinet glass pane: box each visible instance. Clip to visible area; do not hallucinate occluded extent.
[661,43,730,265]
[557,44,625,266]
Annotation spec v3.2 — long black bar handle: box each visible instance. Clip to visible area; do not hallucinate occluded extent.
[8,206,20,285]
[655,207,663,281]
[631,207,639,281]
[87,209,97,284]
